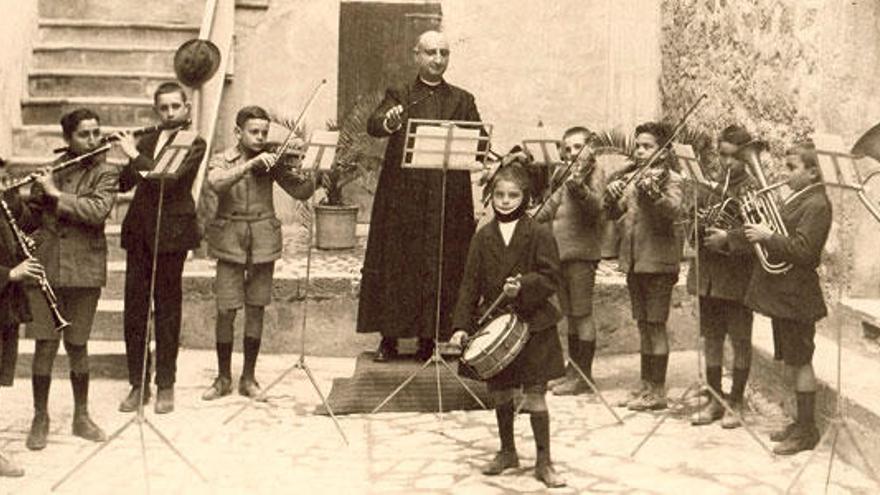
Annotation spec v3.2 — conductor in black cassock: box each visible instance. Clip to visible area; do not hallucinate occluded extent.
[358,30,482,362]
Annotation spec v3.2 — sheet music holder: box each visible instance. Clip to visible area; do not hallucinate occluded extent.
[141,130,198,179]
[814,133,880,223]
[672,142,710,185]
[402,119,492,171]
[374,118,492,423]
[522,138,562,167]
[302,130,338,171]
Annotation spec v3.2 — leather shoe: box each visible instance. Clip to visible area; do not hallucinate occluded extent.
[373,342,398,363]
[535,460,566,488]
[154,387,174,414]
[690,399,724,426]
[26,413,49,451]
[202,376,233,401]
[414,339,434,361]
[721,402,745,429]
[72,412,107,442]
[239,377,267,402]
[773,424,820,455]
[119,386,151,413]
[770,421,798,442]
[0,450,24,478]
[482,450,519,475]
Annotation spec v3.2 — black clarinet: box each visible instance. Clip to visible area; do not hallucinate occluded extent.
[0,197,70,331]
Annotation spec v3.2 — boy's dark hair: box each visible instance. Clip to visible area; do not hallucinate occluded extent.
[492,162,532,197]
[634,121,670,147]
[787,139,821,175]
[235,105,271,128]
[60,108,100,139]
[153,81,188,104]
[719,125,752,147]
[562,126,593,142]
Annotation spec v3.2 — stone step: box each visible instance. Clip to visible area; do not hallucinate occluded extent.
[33,43,176,72]
[28,69,175,99]
[38,19,198,48]
[21,96,155,126]
[13,124,149,161]
[39,0,201,25]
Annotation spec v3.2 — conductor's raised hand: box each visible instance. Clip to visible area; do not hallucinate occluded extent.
[703,227,728,252]
[384,104,405,131]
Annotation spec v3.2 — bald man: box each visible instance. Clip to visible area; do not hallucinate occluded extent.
[358,30,483,362]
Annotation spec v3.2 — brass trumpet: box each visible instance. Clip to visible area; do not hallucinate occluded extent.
[735,140,792,274]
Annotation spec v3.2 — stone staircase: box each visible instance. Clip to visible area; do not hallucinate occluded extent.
[8,0,200,178]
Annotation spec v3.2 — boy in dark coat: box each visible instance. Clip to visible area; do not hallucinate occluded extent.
[744,140,832,455]
[450,164,566,488]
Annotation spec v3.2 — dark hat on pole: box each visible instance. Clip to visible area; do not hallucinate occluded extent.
[174,38,221,88]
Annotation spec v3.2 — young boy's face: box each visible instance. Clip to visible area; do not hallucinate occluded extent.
[66,119,101,156]
[718,141,747,177]
[784,153,817,192]
[492,179,524,214]
[634,132,662,163]
[561,132,588,162]
[154,91,190,125]
[235,118,270,153]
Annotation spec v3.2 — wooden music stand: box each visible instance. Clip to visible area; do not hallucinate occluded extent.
[522,138,563,167]
[221,130,348,444]
[631,143,775,459]
[371,119,492,425]
[54,130,208,492]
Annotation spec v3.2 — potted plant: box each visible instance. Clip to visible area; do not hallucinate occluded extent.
[312,92,384,249]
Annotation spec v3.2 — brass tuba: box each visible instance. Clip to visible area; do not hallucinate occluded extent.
[735,140,792,274]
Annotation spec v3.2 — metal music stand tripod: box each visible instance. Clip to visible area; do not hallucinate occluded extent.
[221,132,348,444]
[630,143,775,459]
[371,119,492,425]
[782,137,880,493]
[53,131,208,492]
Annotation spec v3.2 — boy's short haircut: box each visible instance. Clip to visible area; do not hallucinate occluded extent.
[787,140,820,172]
[153,81,188,104]
[719,125,752,147]
[562,126,593,142]
[634,121,670,147]
[60,108,101,139]
[235,105,271,128]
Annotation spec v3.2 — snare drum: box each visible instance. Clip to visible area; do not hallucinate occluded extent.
[461,313,529,379]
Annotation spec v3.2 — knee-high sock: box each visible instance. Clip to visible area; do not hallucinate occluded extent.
[32,375,51,415]
[653,354,669,386]
[796,392,815,427]
[496,400,516,452]
[580,340,595,380]
[70,371,90,415]
[567,334,580,368]
[242,336,261,380]
[706,366,723,398]
[530,411,551,464]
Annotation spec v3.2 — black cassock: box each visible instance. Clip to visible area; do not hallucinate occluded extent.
[357,77,481,340]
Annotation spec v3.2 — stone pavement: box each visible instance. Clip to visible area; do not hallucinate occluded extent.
[0,344,876,494]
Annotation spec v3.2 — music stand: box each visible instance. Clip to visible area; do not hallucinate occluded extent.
[783,136,880,493]
[630,143,774,459]
[221,132,348,443]
[371,119,491,424]
[53,131,207,492]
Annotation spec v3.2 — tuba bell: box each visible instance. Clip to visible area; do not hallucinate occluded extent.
[735,140,792,274]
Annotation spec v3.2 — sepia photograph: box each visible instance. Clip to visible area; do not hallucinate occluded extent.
[1,0,879,493]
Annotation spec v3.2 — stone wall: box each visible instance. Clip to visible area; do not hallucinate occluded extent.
[659,0,880,300]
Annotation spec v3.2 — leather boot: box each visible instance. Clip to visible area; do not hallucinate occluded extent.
[481,450,519,475]
[0,450,24,478]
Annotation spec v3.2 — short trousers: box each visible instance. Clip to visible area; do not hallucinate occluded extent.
[557,260,598,317]
[214,260,275,311]
[626,272,678,323]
